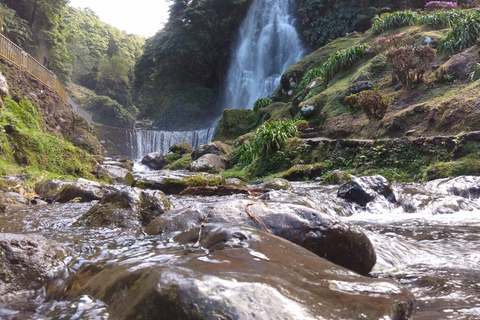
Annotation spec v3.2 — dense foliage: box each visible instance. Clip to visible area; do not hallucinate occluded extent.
[2,0,71,82]
[298,0,429,49]
[133,0,253,130]
[63,7,145,109]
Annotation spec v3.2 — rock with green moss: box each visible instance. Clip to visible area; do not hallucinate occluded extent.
[74,187,172,228]
[133,170,225,194]
[282,164,324,181]
[100,165,134,186]
[169,142,193,155]
[191,142,225,160]
[225,178,248,188]
[322,170,354,185]
[263,178,292,190]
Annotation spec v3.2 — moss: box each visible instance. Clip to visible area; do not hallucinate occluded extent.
[214,108,270,141]
[282,163,324,181]
[163,153,192,170]
[0,98,99,180]
[424,157,480,181]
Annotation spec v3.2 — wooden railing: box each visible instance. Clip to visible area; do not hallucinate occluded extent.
[0,33,67,100]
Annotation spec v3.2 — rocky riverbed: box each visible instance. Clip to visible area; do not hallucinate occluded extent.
[0,162,480,319]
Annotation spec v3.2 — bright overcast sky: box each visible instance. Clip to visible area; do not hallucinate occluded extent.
[68,0,170,37]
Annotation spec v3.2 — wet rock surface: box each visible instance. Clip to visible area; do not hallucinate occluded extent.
[145,198,376,275]
[35,179,105,203]
[47,224,414,320]
[338,175,396,207]
[140,152,166,170]
[133,170,224,194]
[0,233,68,295]
[74,186,172,228]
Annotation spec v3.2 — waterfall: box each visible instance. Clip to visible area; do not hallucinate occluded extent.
[127,127,215,160]
[220,0,305,110]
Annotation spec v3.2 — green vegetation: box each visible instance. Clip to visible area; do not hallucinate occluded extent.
[83,96,135,128]
[0,97,98,179]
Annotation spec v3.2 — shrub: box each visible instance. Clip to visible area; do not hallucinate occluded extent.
[425,1,457,12]
[344,91,392,120]
[253,97,273,112]
[386,46,415,89]
[294,120,310,132]
[415,45,436,81]
[370,32,410,53]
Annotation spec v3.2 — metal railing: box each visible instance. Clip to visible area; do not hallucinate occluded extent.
[0,33,67,100]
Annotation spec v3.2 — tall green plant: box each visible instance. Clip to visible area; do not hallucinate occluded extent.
[236,120,300,165]
[372,10,421,33]
[438,10,480,52]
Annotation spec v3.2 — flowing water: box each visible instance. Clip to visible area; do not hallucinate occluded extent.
[0,175,479,319]
[126,128,215,160]
[219,0,306,110]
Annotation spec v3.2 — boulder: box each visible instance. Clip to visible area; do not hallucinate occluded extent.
[337,175,396,207]
[4,191,28,205]
[169,142,193,155]
[47,224,414,320]
[263,178,292,190]
[101,165,135,186]
[282,163,324,181]
[35,179,105,203]
[188,154,226,173]
[225,178,248,188]
[425,176,480,199]
[0,233,68,295]
[140,152,166,170]
[145,199,376,275]
[134,170,225,194]
[191,142,224,160]
[340,81,374,99]
[323,170,354,185]
[74,187,172,228]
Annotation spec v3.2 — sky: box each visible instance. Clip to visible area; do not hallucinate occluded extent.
[68,0,171,37]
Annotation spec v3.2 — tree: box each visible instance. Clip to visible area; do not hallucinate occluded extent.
[133,0,253,130]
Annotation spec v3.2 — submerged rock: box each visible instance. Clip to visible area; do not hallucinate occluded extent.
[0,233,68,295]
[133,170,224,194]
[426,175,480,199]
[74,186,172,228]
[48,224,414,320]
[35,179,104,203]
[338,175,395,207]
[145,199,376,275]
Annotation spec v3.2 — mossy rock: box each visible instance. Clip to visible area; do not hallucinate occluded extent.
[169,142,193,155]
[214,108,270,141]
[282,164,324,181]
[225,178,248,188]
[134,171,225,194]
[322,170,354,185]
[424,158,480,181]
[263,178,292,190]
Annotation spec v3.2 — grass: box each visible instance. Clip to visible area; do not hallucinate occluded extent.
[0,97,99,181]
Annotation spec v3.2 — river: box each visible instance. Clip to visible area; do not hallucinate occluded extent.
[0,173,479,319]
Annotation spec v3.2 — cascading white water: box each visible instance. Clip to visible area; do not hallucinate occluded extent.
[220,0,305,110]
[127,128,215,160]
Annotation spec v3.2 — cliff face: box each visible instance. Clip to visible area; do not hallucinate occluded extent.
[0,56,102,155]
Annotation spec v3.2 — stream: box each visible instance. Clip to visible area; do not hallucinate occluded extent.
[0,171,479,319]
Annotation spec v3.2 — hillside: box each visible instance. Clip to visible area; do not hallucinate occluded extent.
[214,7,480,182]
